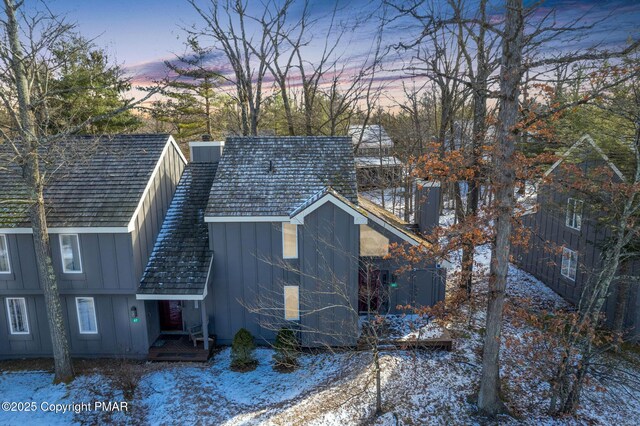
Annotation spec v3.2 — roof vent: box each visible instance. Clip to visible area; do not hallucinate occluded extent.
[268,160,276,174]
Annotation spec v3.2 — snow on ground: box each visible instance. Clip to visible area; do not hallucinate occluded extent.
[364,314,446,341]
[361,188,411,222]
[1,249,639,425]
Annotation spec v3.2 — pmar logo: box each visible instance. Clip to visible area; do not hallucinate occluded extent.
[95,401,129,412]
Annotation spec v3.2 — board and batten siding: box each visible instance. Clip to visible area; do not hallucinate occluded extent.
[0,294,149,357]
[208,221,300,345]
[0,139,186,358]
[363,219,446,313]
[512,184,640,339]
[0,233,135,294]
[207,203,361,347]
[298,202,360,347]
[131,142,186,283]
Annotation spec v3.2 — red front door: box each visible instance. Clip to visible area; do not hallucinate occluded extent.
[159,301,183,331]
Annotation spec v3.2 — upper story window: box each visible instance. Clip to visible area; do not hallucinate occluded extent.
[565,198,584,230]
[60,234,82,273]
[6,297,29,334]
[282,223,298,259]
[76,297,98,334]
[0,234,10,273]
[360,225,390,257]
[561,247,578,281]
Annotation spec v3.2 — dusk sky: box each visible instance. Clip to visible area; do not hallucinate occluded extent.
[43,0,640,91]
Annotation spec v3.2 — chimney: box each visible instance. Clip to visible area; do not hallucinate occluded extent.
[189,136,224,163]
[414,179,441,235]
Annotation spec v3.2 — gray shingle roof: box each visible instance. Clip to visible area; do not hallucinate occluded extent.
[138,163,218,296]
[0,134,174,228]
[348,125,394,149]
[205,136,358,217]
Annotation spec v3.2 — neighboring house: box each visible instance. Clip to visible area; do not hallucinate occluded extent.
[511,135,640,340]
[0,134,186,358]
[348,125,403,189]
[1,135,445,358]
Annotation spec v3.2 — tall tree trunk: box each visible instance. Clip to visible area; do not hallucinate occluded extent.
[460,0,489,296]
[280,82,296,136]
[477,0,523,415]
[4,0,74,383]
[613,262,630,348]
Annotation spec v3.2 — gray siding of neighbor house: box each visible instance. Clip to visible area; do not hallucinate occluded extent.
[0,294,149,357]
[364,220,446,313]
[511,185,640,340]
[0,140,186,358]
[207,203,360,347]
[0,233,136,294]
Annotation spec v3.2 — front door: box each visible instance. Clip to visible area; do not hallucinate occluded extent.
[359,267,382,313]
[159,301,183,331]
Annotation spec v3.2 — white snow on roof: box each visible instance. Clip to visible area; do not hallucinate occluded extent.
[348,125,394,149]
[354,156,402,167]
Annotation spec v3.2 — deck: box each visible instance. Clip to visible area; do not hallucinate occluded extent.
[357,329,453,351]
[147,334,213,362]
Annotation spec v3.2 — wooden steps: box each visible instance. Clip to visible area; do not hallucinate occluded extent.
[147,334,213,362]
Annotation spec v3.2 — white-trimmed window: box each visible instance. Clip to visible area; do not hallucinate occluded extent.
[565,198,584,230]
[282,223,298,259]
[6,297,29,334]
[561,247,578,281]
[284,286,300,321]
[0,234,10,273]
[360,225,390,257]
[60,234,82,273]
[76,297,98,334]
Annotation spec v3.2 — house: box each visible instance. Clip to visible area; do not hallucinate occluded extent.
[511,135,640,340]
[141,136,445,349]
[0,134,186,358]
[1,135,445,358]
[348,125,403,189]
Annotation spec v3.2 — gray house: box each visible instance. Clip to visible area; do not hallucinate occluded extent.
[139,136,445,352]
[1,135,445,359]
[512,135,640,340]
[0,134,186,358]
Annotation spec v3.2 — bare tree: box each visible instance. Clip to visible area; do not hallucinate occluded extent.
[475,0,524,414]
[0,0,158,382]
[240,229,437,418]
[187,0,276,135]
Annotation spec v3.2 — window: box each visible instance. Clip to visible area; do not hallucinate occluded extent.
[561,247,578,281]
[282,223,298,259]
[284,286,300,321]
[565,198,584,230]
[76,297,98,334]
[0,234,10,273]
[6,298,29,334]
[360,225,390,257]
[60,234,82,273]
